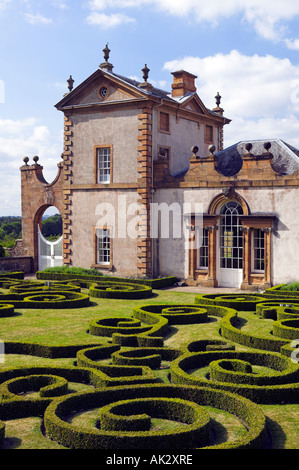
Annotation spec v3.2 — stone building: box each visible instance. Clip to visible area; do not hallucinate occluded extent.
[18,46,299,290]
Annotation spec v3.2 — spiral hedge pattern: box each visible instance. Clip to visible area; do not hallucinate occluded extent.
[0,276,299,449]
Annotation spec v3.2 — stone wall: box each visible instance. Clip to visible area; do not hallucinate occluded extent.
[0,256,33,274]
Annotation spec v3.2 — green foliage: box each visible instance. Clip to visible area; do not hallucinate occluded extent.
[41,214,62,239]
[0,245,5,258]
[36,267,177,288]
[43,384,267,449]
[280,282,299,292]
[0,217,22,248]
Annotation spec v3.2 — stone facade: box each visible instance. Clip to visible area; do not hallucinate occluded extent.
[17,47,299,290]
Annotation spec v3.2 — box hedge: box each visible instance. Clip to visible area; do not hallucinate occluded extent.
[43,383,267,449]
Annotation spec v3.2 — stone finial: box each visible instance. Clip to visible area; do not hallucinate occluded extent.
[139,64,153,91]
[190,146,199,159]
[215,92,221,107]
[213,92,224,115]
[103,43,110,62]
[209,145,216,155]
[142,64,150,83]
[245,143,253,153]
[264,142,272,152]
[100,43,114,72]
[33,156,39,164]
[67,75,74,92]
[23,156,29,165]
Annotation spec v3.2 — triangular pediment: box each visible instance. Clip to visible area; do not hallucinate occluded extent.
[55,70,148,109]
[180,94,209,115]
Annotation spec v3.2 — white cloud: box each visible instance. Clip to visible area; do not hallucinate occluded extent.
[24,12,53,25]
[164,50,299,119]
[225,115,299,149]
[86,11,135,28]
[0,117,62,215]
[164,50,299,148]
[285,38,299,51]
[87,0,299,48]
[0,0,11,12]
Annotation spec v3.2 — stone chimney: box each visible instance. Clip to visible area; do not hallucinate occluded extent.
[171,70,197,98]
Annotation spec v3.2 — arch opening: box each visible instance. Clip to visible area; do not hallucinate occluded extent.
[36,206,63,271]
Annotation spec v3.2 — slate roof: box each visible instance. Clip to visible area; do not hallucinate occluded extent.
[215,139,299,176]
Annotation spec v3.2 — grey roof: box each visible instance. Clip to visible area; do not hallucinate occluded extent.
[215,139,299,176]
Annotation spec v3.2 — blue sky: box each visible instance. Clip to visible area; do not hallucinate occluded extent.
[1,0,299,216]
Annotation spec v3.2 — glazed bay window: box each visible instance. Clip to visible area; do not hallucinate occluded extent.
[96,146,111,183]
[96,228,111,265]
[253,229,265,272]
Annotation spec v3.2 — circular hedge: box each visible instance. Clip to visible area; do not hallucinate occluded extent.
[195,294,266,311]
[0,304,15,318]
[171,349,299,403]
[273,318,299,340]
[133,304,212,325]
[43,383,267,449]
[0,290,90,309]
[89,282,152,299]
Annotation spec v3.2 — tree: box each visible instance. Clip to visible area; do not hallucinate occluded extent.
[41,214,62,239]
[0,244,6,258]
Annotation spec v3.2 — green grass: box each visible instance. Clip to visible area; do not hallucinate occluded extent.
[0,286,298,449]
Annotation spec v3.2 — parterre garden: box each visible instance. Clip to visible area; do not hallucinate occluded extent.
[0,269,298,450]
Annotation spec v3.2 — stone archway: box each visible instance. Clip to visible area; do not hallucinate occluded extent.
[19,157,65,272]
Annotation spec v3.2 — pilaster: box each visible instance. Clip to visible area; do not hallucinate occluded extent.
[137,107,153,277]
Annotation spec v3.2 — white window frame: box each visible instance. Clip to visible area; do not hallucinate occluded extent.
[96,228,111,265]
[197,227,209,269]
[252,228,265,273]
[97,146,111,184]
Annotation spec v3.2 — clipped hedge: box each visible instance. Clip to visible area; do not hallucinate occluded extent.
[89,307,170,348]
[0,304,15,318]
[2,340,103,359]
[133,303,210,325]
[8,280,81,294]
[36,270,177,289]
[89,282,153,300]
[0,290,90,309]
[171,349,299,403]
[43,383,267,449]
[195,293,266,311]
[273,318,299,340]
[76,345,158,387]
[220,308,290,353]
[0,374,69,400]
[111,347,181,370]
[266,284,299,296]
[0,272,24,280]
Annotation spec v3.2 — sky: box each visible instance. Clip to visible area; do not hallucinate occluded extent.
[1,0,299,216]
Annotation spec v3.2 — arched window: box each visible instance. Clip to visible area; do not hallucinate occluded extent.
[220,201,243,270]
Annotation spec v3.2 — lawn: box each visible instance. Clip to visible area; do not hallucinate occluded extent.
[0,285,298,450]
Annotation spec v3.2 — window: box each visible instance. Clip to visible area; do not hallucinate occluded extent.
[96,228,111,265]
[253,229,265,272]
[158,146,170,160]
[205,125,214,144]
[220,202,243,269]
[98,85,110,101]
[96,147,111,183]
[198,228,209,269]
[159,112,170,133]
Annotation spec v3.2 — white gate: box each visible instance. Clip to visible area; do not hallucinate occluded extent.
[38,226,63,271]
